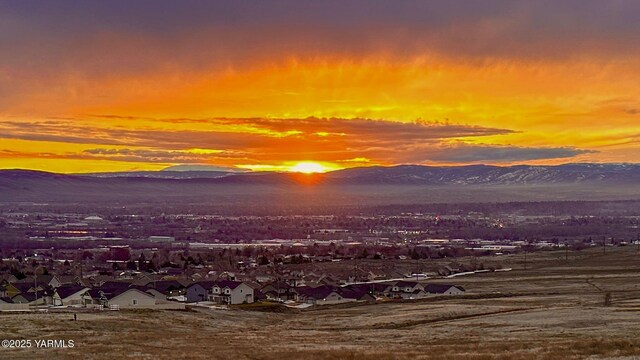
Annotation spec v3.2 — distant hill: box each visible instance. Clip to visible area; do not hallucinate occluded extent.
[71,163,640,184]
[1,164,639,204]
[323,163,640,185]
[77,170,236,179]
[77,165,249,179]
[161,164,249,172]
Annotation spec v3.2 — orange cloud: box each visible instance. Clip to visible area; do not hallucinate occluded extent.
[1,2,640,172]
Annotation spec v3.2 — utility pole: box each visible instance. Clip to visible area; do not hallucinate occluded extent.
[473,250,477,271]
[353,256,359,285]
[276,263,281,302]
[34,272,38,305]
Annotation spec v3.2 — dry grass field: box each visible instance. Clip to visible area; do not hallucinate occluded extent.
[2,246,640,359]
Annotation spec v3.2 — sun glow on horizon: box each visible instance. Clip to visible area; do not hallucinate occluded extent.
[235,161,342,173]
[289,161,332,174]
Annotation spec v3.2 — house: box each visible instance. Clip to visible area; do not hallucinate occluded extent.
[373,281,464,298]
[11,289,53,305]
[297,284,377,305]
[6,282,39,298]
[185,281,216,303]
[344,283,388,298]
[131,273,163,286]
[297,285,345,305]
[6,281,53,303]
[261,281,297,301]
[86,287,156,308]
[110,289,157,308]
[340,285,376,302]
[424,284,465,295]
[317,275,339,287]
[44,275,62,288]
[52,285,90,306]
[185,280,255,304]
[372,283,393,296]
[367,271,388,282]
[218,272,237,281]
[301,272,324,285]
[10,293,33,304]
[393,281,424,293]
[254,274,274,284]
[388,281,425,299]
[438,265,462,277]
[142,280,185,299]
[84,281,131,305]
[20,275,62,289]
[94,279,132,287]
[57,275,90,287]
[210,280,254,305]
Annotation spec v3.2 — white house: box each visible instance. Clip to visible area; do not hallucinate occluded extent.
[184,280,254,304]
[424,284,465,295]
[209,280,254,305]
[53,285,90,306]
[86,287,157,308]
[389,281,426,299]
[109,289,156,308]
[297,285,351,305]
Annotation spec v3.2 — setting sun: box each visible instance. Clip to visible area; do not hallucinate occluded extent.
[289,162,330,174]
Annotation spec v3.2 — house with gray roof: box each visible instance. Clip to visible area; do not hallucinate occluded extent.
[424,284,465,295]
[52,285,90,306]
[85,287,156,308]
[185,280,254,304]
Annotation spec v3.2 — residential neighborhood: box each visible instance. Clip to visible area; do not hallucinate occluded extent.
[0,268,465,312]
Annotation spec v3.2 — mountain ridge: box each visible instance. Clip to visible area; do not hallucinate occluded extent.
[1,164,639,204]
[2,163,640,185]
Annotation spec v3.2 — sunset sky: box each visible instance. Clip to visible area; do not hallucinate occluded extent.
[1,1,639,173]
